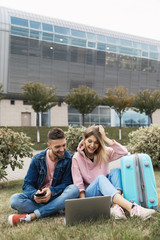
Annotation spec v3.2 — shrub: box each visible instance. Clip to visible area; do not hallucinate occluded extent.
[127,125,160,168]
[65,126,87,153]
[0,128,33,180]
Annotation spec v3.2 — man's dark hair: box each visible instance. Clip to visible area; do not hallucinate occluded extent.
[48,128,65,141]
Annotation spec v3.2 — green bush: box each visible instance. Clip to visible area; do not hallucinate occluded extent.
[65,126,87,153]
[127,125,160,168]
[0,128,33,180]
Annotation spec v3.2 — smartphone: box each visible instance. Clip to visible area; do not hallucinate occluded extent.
[35,192,46,197]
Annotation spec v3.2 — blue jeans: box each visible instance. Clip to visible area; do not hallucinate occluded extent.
[85,168,122,202]
[9,184,79,218]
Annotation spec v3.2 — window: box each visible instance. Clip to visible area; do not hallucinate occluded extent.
[42,41,53,59]
[70,47,78,62]
[10,36,28,56]
[71,38,86,47]
[149,45,158,52]
[54,44,68,61]
[30,30,41,39]
[120,39,132,47]
[23,100,29,105]
[87,32,97,40]
[106,52,118,70]
[141,43,148,51]
[97,43,106,51]
[10,100,15,105]
[86,49,95,65]
[54,25,70,35]
[107,37,119,45]
[106,44,118,53]
[54,35,70,44]
[133,41,141,49]
[71,29,86,38]
[132,49,141,57]
[42,32,53,41]
[142,51,148,57]
[150,52,158,59]
[119,47,133,55]
[96,51,105,66]
[30,21,41,30]
[11,26,29,37]
[42,23,53,32]
[97,34,106,42]
[11,17,28,27]
[88,41,96,48]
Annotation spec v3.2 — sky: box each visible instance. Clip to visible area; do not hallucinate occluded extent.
[0,0,160,41]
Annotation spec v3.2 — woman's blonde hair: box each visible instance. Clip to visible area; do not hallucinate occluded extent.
[83,125,108,164]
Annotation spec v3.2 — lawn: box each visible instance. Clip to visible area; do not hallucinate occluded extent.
[2,126,139,150]
[0,171,160,240]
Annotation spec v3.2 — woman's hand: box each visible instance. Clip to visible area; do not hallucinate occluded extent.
[98,125,114,146]
[79,191,85,198]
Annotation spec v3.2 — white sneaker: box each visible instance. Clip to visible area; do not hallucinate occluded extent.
[130,205,156,220]
[110,204,127,220]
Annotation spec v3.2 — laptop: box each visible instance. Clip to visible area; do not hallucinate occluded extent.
[65,196,111,225]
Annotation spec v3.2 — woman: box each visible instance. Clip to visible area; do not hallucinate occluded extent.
[72,125,156,220]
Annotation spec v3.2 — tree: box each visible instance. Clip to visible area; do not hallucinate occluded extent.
[0,128,33,180]
[22,82,57,142]
[64,85,100,126]
[103,86,134,140]
[132,89,160,125]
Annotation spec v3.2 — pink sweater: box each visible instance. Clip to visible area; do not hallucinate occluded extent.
[72,140,128,192]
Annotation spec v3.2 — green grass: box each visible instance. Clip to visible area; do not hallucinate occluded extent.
[1,126,139,150]
[0,172,160,240]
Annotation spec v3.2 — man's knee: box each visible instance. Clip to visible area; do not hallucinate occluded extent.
[9,193,20,209]
[65,184,79,197]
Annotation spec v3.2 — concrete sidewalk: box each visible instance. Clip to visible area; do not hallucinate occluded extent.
[3,151,121,182]
[3,151,41,182]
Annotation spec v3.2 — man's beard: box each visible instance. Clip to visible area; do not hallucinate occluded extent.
[51,148,65,160]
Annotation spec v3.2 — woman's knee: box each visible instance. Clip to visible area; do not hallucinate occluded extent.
[96,175,109,186]
[110,168,121,177]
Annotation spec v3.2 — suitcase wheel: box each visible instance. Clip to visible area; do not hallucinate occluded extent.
[144,162,149,167]
[149,198,155,203]
[126,164,131,168]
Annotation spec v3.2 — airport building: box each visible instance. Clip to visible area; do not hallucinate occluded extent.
[0,7,160,127]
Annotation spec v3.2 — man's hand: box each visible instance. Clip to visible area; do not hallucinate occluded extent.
[34,188,52,203]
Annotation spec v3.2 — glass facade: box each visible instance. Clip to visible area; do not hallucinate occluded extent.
[10,16,159,60]
[1,10,160,127]
[68,106,111,126]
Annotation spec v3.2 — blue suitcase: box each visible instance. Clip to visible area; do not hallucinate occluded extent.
[120,153,158,210]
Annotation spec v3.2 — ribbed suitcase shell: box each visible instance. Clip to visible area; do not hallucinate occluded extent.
[120,153,158,210]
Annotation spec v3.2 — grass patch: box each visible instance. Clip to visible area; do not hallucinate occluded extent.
[0,172,160,240]
[0,126,139,150]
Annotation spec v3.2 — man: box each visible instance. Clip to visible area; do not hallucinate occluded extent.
[8,128,79,226]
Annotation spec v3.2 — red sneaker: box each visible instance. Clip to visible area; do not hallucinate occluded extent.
[8,214,30,226]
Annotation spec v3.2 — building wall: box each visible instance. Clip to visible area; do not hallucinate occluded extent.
[152,109,160,125]
[50,103,68,126]
[0,99,159,127]
[0,99,68,127]
[0,7,160,127]
[0,99,35,126]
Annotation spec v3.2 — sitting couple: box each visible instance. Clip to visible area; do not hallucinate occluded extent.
[8,126,156,226]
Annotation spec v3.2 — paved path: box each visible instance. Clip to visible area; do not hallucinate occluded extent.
[2,151,121,182]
